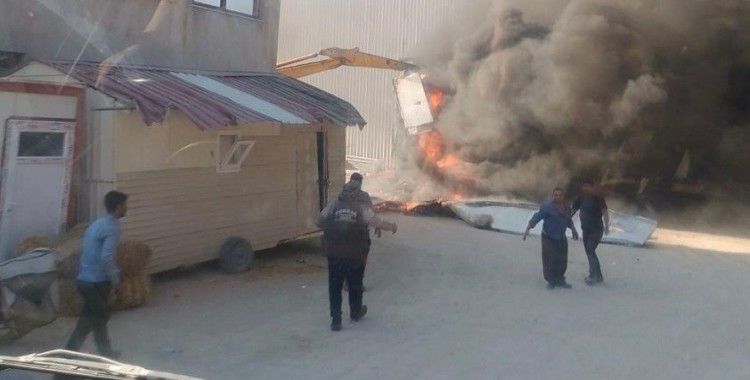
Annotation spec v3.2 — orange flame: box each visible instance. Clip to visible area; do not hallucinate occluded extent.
[404,201,420,211]
[427,88,445,113]
[436,153,460,169]
[417,130,474,180]
[418,129,445,163]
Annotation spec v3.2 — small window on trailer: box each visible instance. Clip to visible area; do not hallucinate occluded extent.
[194,0,259,18]
[217,132,255,173]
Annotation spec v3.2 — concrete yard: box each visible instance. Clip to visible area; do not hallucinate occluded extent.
[2,213,750,379]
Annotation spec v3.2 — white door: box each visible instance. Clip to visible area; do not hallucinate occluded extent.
[0,119,75,259]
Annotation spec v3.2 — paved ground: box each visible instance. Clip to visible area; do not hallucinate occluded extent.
[2,213,750,379]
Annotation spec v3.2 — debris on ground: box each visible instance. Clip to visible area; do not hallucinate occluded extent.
[450,201,657,246]
[15,236,52,258]
[373,197,657,247]
[0,249,57,343]
[373,199,456,217]
[405,201,456,218]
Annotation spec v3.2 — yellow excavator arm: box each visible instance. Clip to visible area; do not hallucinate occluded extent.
[276,47,416,78]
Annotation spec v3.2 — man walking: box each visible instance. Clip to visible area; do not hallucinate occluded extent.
[317,181,397,331]
[572,180,609,285]
[65,191,127,358]
[523,188,579,289]
[344,172,373,292]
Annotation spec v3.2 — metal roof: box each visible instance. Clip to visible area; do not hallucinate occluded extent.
[46,61,366,129]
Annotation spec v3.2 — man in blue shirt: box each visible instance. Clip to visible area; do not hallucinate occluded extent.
[572,180,609,285]
[65,191,127,358]
[523,188,579,289]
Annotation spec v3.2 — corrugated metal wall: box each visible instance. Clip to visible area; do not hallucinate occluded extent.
[278,0,462,169]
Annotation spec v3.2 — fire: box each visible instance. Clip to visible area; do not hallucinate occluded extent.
[404,201,420,211]
[426,88,445,113]
[418,129,445,163]
[449,191,465,201]
[436,153,460,169]
[415,129,478,198]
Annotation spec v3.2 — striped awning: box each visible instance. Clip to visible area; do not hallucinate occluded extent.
[47,61,366,129]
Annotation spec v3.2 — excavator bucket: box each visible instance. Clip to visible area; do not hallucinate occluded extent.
[394,71,435,135]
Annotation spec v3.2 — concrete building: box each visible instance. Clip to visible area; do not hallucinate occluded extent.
[0,0,280,72]
[0,0,365,272]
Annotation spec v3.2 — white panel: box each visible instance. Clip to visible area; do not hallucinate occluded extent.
[450,201,658,247]
[395,72,434,134]
[171,72,307,124]
[226,0,256,15]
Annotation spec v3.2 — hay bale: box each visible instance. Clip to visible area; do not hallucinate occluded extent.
[56,275,152,316]
[116,240,152,276]
[56,278,83,317]
[53,224,88,279]
[108,274,150,311]
[52,228,153,278]
[55,247,81,280]
[52,229,153,313]
[15,236,51,257]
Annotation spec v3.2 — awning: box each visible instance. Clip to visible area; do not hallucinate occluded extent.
[46,61,366,129]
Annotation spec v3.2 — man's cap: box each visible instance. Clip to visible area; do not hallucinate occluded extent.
[350,172,364,182]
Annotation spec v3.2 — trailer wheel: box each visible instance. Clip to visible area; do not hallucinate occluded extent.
[219,237,254,274]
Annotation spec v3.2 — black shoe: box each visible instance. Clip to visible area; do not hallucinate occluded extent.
[331,318,342,331]
[546,283,556,289]
[585,276,604,286]
[557,282,572,289]
[351,305,368,322]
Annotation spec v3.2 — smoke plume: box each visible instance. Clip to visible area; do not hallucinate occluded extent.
[399,0,750,202]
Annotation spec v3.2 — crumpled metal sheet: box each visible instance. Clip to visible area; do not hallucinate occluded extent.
[450,201,657,247]
[394,71,434,135]
[44,61,366,129]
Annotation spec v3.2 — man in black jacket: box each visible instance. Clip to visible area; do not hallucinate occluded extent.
[317,181,397,331]
[344,173,374,292]
[571,180,610,285]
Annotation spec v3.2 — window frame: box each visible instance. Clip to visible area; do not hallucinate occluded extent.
[17,131,67,158]
[216,132,256,173]
[193,0,261,19]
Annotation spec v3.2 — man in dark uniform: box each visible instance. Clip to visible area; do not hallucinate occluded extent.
[317,181,397,331]
[523,188,579,289]
[572,180,610,285]
[344,173,374,292]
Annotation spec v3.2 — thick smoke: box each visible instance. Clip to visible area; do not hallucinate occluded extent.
[400,0,750,202]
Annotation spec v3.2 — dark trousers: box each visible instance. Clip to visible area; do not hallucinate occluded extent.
[541,236,568,285]
[583,228,604,279]
[328,257,365,320]
[65,281,114,355]
[344,245,369,288]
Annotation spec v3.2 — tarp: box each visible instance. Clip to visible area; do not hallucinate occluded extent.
[0,249,57,343]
